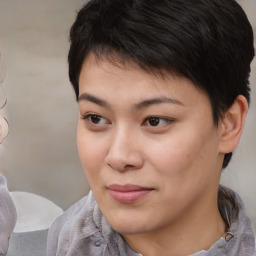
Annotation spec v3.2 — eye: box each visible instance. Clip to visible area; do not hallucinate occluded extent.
[89,114,106,124]
[147,117,161,126]
[144,116,172,127]
[81,114,109,125]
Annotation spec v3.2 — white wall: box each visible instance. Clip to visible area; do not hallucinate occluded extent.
[0,0,255,230]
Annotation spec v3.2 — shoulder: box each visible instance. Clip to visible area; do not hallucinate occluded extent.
[47,191,139,256]
[47,191,98,255]
[49,192,94,230]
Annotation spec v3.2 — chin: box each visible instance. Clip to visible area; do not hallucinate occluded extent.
[112,223,147,235]
[99,200,157,235]
[106,213,152,235]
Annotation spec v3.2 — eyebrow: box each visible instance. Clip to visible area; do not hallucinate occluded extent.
[78,93,184,109]
[78,93,110,108]
[134,97,184,109]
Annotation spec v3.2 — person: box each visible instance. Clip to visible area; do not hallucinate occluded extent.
[47,0,255,255]
[0,55,17,256]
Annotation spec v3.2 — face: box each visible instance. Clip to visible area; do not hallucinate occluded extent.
[77,54,223,236]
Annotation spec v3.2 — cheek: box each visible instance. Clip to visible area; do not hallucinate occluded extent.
[147,126,219,179]
[77,129,106,177]
[146,132,193,168]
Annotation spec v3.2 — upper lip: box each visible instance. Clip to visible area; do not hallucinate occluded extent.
[107,184,153,191]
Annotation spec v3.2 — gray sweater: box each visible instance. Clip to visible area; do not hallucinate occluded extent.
[47,186,255,256]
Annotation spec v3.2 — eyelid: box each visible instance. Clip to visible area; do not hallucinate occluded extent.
[143,116,174,127]
[81,113,110,127]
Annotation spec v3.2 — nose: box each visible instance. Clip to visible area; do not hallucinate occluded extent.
[105,127,144,172]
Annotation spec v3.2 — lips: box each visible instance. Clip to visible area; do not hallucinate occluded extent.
[107,184,153,204]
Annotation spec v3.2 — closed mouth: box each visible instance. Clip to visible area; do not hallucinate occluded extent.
[107,184,154,203]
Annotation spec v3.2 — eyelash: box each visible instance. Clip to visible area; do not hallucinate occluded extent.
[81,114,174,129]
[81,114,109,125]
[143,116,174,127]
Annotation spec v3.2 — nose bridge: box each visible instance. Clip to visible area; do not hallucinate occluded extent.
[106,124,143,171]
[112,125,130,152]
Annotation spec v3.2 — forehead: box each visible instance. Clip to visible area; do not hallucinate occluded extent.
[80,52,183,84]
[78,53,211,110]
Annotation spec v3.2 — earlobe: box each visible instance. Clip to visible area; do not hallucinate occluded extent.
[219,95,248,154]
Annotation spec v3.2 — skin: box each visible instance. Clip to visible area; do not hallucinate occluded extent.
[77,54,247,256]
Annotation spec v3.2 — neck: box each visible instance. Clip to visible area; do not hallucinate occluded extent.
[123,192,226,256]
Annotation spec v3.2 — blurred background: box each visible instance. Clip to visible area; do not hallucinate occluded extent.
[0,0,255,230]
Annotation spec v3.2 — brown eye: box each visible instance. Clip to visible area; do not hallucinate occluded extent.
[144,116,173,128]
[90,115,102,124]
[82,114,109,125]
[148,117,160,126]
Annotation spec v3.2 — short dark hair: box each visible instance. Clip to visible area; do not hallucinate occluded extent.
[68,0,254,168]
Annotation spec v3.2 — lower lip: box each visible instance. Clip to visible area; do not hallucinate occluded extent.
[108,189,152,204]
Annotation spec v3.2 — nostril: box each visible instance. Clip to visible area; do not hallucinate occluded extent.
[124,164,137,170]
[107,160,143,172]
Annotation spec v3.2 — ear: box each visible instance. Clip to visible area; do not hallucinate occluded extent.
[219,95,248,154]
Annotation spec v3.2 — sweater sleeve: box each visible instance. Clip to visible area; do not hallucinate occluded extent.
[0,174,17,256]
[47,194,92,256]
